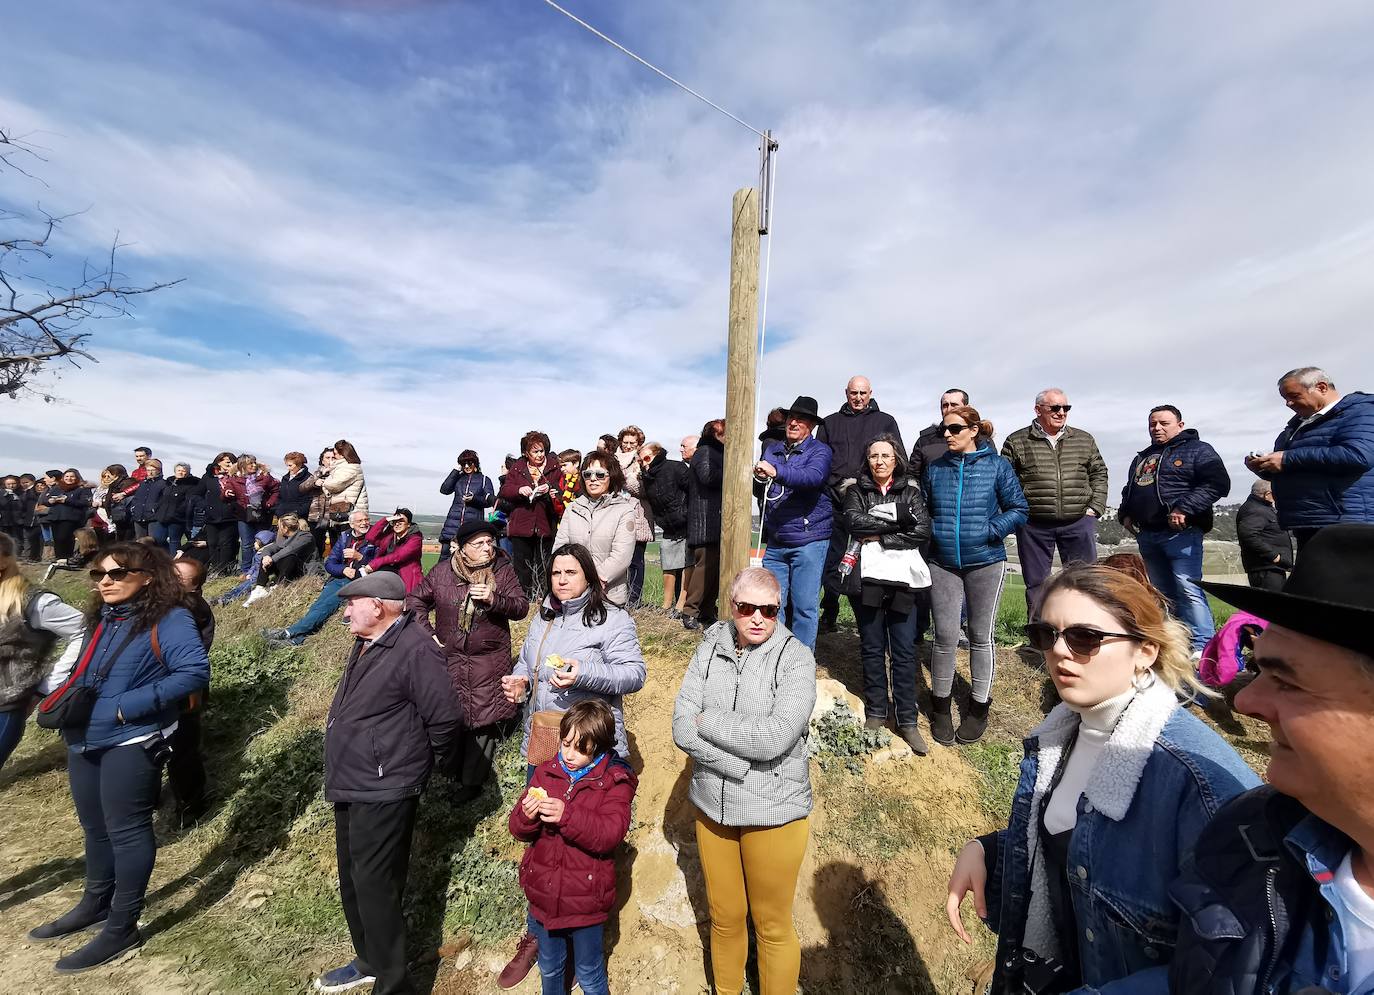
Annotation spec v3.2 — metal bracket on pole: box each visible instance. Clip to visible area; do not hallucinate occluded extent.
[758,130,779,235]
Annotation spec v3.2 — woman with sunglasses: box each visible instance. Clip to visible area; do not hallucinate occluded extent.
[437,449,495,563]
[553,452,638,607]
[946,564,1256,994]
[615,425,655,608]
[672,567,816,995]
[495,543,645,988]
[924,405,1028,745]
[28,542,209,973]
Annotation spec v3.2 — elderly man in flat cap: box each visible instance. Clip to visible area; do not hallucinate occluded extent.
[1088,524,1374,994]
[313,571,460,995]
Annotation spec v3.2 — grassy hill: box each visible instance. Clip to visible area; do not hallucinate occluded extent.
[0,554,1266,994]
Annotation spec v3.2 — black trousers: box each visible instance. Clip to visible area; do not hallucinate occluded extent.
[22,524,44,560]
[51,520,79,560]
[167,709,206,811]
[258,551,306,586]
[1246,568,1287,592]
[509,535,553,601]
[204,522,239,573]
[335,797,420,995]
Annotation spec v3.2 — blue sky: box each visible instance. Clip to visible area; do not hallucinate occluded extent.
[4,0,1374,513]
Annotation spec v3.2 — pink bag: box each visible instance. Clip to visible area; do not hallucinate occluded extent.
[1199,611,1268,687]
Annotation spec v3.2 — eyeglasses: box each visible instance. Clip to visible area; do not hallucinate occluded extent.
[1023,622,1143,656]
[1042,404,1072,414]
[940,423,972,435]
[732,601,780,619]
[582,470,609,481]
[89,567,147,583]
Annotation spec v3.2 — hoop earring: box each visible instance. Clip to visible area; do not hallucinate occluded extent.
[1132,669,1157,692]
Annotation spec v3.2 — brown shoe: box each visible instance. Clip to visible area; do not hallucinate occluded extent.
[498,930,540,989]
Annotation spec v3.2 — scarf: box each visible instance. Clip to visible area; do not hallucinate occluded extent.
[58,478,83,493]
[450,547,495,633]
[560,752,606,784]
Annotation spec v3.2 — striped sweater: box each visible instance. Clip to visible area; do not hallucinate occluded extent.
[672,621,816,827]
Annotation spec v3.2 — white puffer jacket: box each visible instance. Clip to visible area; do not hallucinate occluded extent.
[318,461,369,518]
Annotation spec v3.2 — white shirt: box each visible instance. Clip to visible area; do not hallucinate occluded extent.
[1044,688,1136,835]
[29,593,87,693]
[1299,397,1340,429]
[1329,850,1374,994]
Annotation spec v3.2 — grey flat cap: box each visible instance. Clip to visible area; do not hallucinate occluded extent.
[337,571,406,601]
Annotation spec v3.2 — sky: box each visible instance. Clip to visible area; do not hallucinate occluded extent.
[3,0,1373,515]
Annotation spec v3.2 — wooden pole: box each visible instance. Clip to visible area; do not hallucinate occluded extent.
[718,187,761,619]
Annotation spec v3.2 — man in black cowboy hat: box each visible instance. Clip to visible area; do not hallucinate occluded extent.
[1116,524,1374,994]
[754,395,833,650]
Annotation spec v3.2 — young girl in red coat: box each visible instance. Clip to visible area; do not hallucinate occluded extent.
[509,699,637,995]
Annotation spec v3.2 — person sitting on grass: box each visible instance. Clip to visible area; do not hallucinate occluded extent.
[509,699,636,995]
[242,512,317,605]
[262,511,376,647]
[212,530,276,606]
[359,508,425,593]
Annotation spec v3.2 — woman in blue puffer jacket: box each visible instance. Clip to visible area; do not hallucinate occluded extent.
[923,404,1027,746]
[437,449,495,562]
[28,541,209,973]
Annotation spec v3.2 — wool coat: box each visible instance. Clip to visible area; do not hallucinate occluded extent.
[498,458,562,539]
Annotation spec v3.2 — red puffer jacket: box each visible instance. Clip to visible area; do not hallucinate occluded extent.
[509,754,637,930]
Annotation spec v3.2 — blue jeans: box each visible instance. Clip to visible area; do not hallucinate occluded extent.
[164,522,187,556]
[527,914,608,995]
[236,521,257,571]
[1137,527,1214,651]
[0,707,29,770]
[763,539,828,650]
[287,577,348,639]
[855,598,920,727]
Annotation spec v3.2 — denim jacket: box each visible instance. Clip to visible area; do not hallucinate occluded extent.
[978,681,1258,993]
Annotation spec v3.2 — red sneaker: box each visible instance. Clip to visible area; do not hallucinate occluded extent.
[497,931,540,990]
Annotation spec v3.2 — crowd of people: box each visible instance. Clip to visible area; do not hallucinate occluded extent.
[1,362,1372,993]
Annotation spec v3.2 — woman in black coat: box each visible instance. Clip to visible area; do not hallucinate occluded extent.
[41,469,93,561]
[274,452,314,520]
[156,463,205,556]
[640,443,692,613]
[127,460,168,543]
[683,419,725,629]
[842,433,933,755]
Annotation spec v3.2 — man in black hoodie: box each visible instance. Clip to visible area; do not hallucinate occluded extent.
[815,376,905,632]
[317,571,459,995]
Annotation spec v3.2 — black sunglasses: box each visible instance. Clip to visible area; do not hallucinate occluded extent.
[732,601,780,619]
[89,567,147,583]
[1023,622,1142,656]
[940,423,972,435]
[1043,404,1072,414]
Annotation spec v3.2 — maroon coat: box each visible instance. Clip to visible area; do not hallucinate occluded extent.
[365,518,425,592]
[224,472,280,525]
[406,550,528,728]
[498,458,562,539]
[509,754,637,930]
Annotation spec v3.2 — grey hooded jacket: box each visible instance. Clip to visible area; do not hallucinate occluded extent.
[513,590,646,758]
[672,621,816,828]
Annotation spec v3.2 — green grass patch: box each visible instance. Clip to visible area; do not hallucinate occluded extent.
[960,740,1023,824]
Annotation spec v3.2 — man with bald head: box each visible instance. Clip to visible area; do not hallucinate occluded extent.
[816,376,905,633]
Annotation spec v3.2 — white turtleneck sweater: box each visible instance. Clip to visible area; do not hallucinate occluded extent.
[1043,688,1137,835]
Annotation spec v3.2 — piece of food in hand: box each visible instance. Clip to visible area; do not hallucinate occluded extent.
[545,654,570,672]
[526,786,548,802]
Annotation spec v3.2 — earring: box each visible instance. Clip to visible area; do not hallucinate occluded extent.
[1132,669,1157,692]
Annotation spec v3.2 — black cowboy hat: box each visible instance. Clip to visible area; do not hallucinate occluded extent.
[783,395,822,422]
[1199,523,1374,657]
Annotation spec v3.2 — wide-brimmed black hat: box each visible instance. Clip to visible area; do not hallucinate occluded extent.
[784,395,822,422]
[1199,523,1374,657]
[454,518,501,545]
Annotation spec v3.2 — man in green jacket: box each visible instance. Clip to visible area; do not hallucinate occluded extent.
[1000,388,1109,617]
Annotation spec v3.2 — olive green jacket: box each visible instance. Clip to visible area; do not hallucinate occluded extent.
[1000,423,1109,522]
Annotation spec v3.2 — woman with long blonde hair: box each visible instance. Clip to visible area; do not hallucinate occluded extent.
[0,532,85,767]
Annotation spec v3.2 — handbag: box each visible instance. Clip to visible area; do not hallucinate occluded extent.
[36,622,156,731]
[524,616,566,767]
[860,543,932,589]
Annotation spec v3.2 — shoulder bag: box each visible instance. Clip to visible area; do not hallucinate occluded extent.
[36,622,161,731]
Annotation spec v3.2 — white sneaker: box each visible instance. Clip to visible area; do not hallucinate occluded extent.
[243,586,271,607]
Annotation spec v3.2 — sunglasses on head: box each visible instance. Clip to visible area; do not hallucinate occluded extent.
[940,423,972,435]
[582,470,610,481]
[1023,622,1142,656]
[732,600,780,619]
[89,567,147,583]
[1043,404,1072,414]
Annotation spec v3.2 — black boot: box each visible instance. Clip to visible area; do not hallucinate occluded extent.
[956,698,991,745]
[28,892,110,942]
[54,921,143,973]
[930,696,955,746]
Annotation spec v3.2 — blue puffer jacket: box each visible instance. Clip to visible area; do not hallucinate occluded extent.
[324,528,377,579]
[978,682,1258,995]
[759,436,834,548]
[126,477,167,524]
[62,603,211,752]
[1120,430,1231,534]
[923,444,1028,568]
[1269,391,1374,530]
[438,471,495,541]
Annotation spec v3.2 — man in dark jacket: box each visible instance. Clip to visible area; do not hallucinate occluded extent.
[1000,388,1109,616]
[815,376,905,632]
[1235,480,1293,591]
[1110,526,1374,995]
[1119,405,1230,652]
[757,395,834,650]
[317,571,459,995]
[1247,366,1374,550]
[908,387,969,482]
[0,475,20,543]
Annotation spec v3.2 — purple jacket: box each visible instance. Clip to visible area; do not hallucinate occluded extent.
[759,436,834,548]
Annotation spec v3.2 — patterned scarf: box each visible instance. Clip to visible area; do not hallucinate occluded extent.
[450,546,495,633]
